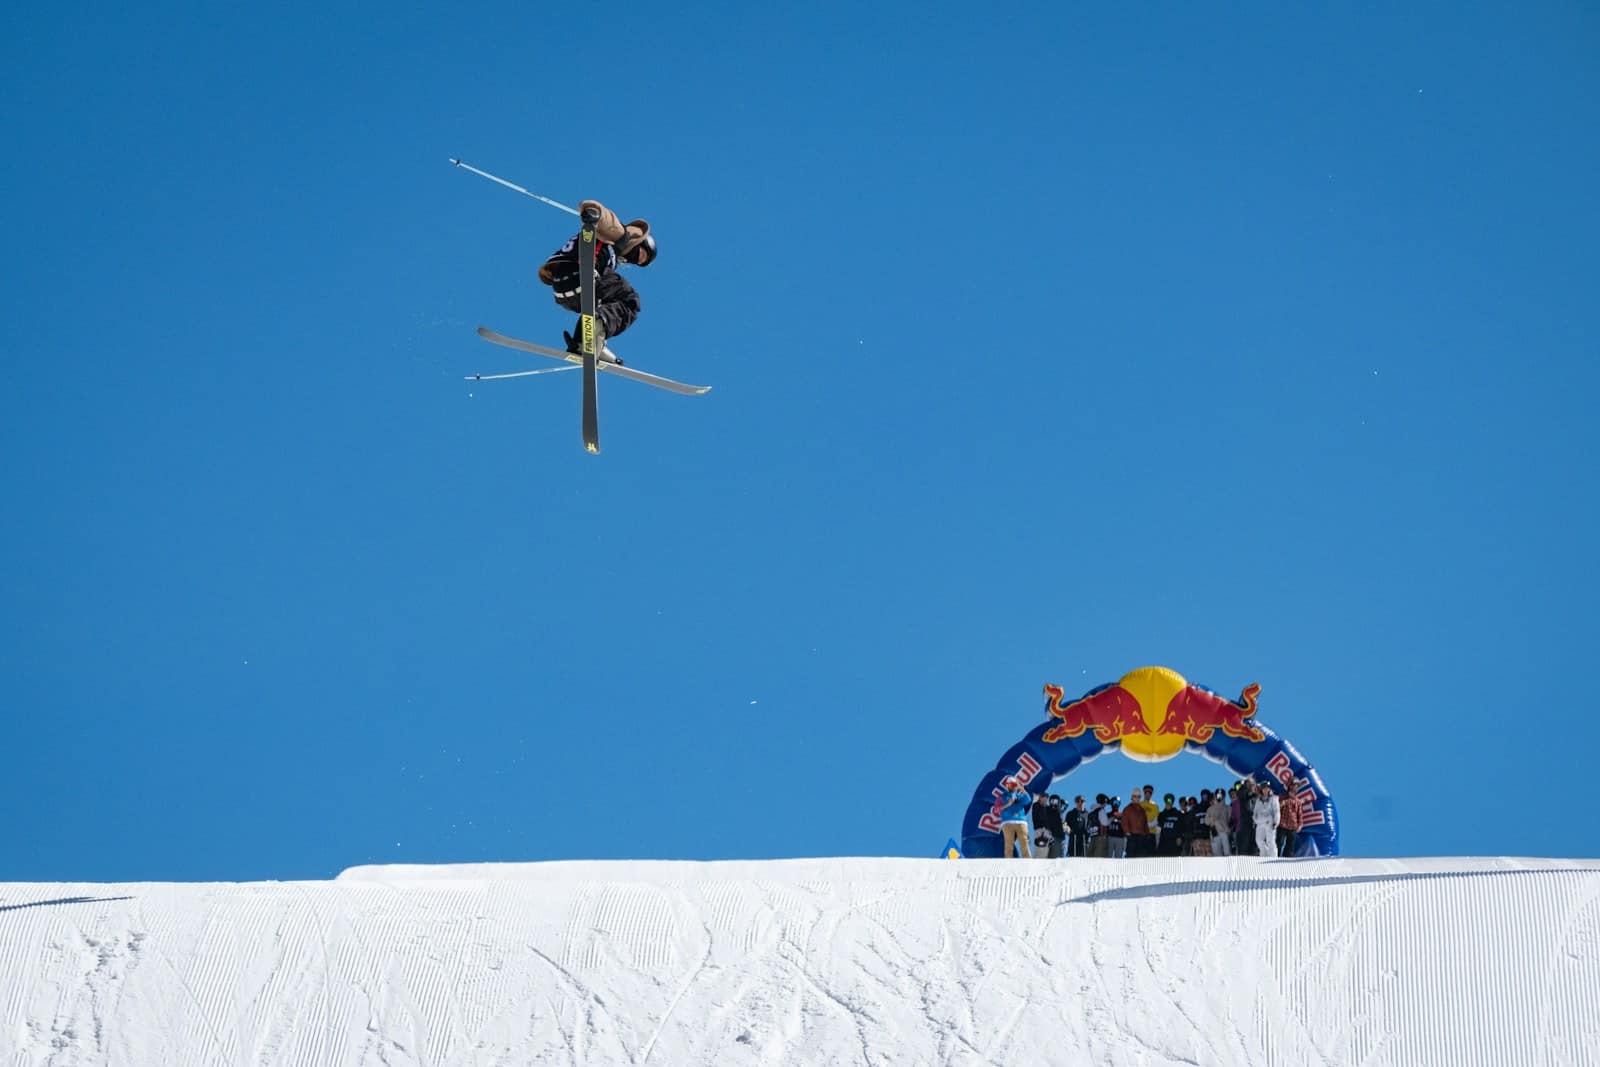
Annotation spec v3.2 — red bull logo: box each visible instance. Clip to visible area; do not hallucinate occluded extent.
[1040,667,1265,761]
[1042,683,1148,744]
[1156,682,1267,744]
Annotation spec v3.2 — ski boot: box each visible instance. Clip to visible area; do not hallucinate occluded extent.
[564,322,624,365]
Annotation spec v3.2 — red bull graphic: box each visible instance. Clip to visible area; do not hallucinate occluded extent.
[961,666,1339,858]
[1157,682,1267,744]
[1042,683,1148,744]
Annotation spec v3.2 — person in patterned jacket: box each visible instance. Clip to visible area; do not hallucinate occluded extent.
[1277,785,1304,857]
[538,199,658,359]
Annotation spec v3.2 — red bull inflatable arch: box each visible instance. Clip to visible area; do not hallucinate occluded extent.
[961,666,1339,857]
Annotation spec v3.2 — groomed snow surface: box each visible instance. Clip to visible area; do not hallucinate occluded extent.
[3,857,1597,1065]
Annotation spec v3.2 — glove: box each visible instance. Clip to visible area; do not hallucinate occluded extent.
[579,200,626,243]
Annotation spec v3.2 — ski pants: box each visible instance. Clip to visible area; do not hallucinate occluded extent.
[555,271,641,340]
[1255,822,1277,857]
[1108,836,1127,859]
[1001,822,1032,859]
[1211,831,1232,857]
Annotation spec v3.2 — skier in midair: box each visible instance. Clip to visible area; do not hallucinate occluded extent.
[538,199,657,362]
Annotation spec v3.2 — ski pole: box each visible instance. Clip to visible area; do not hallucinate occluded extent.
[464,365,581,382]
[449,158,578,216]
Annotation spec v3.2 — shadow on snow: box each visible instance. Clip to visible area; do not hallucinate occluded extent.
[0,896,134,913]
[1062,867,1597,905]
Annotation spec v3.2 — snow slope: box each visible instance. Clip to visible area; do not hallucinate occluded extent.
[3,857,1597,1065]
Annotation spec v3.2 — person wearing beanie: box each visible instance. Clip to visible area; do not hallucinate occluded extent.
[538,199,658,360]
[998,777,1035,858]
[1087,794,1110,858]
[1106,798,1128,859]
[1064,795,1091,858]
[1139,785,1160,857]
[1187,798,1212,856]
[1157,794,1183,856]
[1232,782,1256,855]
[1032,794,1066,859]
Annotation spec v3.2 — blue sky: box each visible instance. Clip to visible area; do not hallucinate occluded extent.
[3,4,1597,880]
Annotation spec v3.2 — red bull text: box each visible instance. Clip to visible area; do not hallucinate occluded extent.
[977,753,1043,833]
[1265,751,1326,827]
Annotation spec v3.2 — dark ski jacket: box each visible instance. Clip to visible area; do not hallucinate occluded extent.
[1157,807,1184,854]
[1106,807,1126,838]
[1032,799,1065,840]
[539,235,641,339]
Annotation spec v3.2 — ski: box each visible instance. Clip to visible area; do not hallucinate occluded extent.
[578,205,602,454]
[475,328,713,396]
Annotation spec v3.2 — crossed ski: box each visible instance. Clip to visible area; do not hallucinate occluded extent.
[470,328,712,397]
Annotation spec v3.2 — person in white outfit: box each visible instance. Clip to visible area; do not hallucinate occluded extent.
[1252,782,1281,858]
[1204,793,1232,856]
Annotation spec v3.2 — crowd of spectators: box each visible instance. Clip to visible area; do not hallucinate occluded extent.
[996,776,1303,858]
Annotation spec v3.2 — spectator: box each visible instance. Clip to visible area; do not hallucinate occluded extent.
[1252,782,1281,858]
[1187,798,1212,856]
[999,777,1033,859]
[1277,784,1303,857]
[1065,795,1090,858]
[1205,791,1232,856]
[1232,782,1255,856]
[1088,794,1109,858]
[1106,798,1128,859]
[1127,783,1150,857]
[1119,791,1149,857]
[1139,786,1160,856]
[1157,794,1183,856]
[1033,794,1066,859]
[1174,796,1195,855]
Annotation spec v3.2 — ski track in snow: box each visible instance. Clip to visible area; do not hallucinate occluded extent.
[1,858,1598,1066]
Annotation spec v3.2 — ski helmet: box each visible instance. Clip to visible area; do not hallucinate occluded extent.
[629,232,658,266]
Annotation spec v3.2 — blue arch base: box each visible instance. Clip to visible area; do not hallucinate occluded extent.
[960,685,1339,858]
